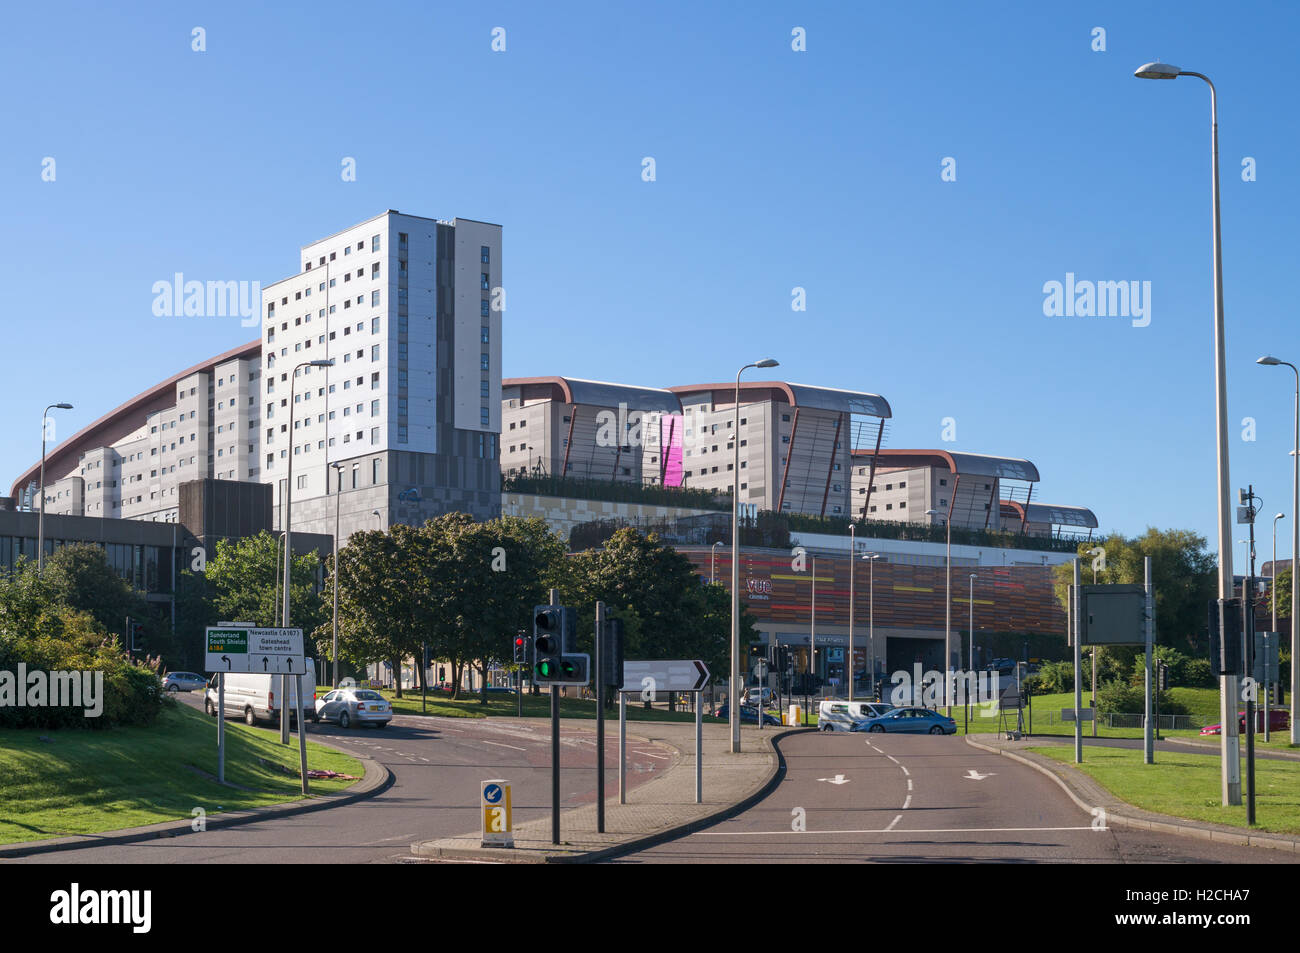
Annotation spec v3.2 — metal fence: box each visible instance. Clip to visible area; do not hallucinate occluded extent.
[1033,710,1199,731]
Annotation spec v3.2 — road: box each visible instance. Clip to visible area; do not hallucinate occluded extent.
[6,694,669,864]
[613,730,1300,863]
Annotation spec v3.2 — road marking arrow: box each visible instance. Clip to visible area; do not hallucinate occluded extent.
[817,774,850,785]
[964,769,995,781]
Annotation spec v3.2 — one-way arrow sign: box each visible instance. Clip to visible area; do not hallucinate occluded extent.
[621,659,711,694]
[964,769,995,781]
[817,774,851,785]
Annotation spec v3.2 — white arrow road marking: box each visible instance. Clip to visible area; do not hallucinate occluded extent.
[817,774,851,785]
[964,769,995,780]
[482,740,526,751]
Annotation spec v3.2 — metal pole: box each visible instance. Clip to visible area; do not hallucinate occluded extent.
[282,378,298,747]
[810,555,816,705]
[296,669,309,795]
[1292,367,1299,744]
[332,463,341,688]
[1246,510,1257,825]
[849,525,855,701]
[945,514,952,714]
[729,367,746,753]
[695,691,703,804]
[596,600,606,833]
[869,556,875,697]
[550,587,560,845]
[38,408,49,572]
[1144,555,1154,764]
[618,690,627,804]
[217,672,226,783]
[1073,559,1082,763]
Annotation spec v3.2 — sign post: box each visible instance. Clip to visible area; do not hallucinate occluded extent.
[480,780,513,848]
[619,660,710,804]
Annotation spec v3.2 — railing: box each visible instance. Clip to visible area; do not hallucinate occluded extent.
[502,473,729,511]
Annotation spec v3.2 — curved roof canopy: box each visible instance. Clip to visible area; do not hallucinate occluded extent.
[504,376,681,414]
[852,448,1040,483]
[10,339,263,500]
[1001,500,1099,529]
[670,381,891,419]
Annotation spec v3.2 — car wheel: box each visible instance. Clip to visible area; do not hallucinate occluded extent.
[929,725,944,735]
[375,722,388,729]
[167,684,179,693]
[869,724,885,733]
[244,706,256,726]
[339,711,351,729]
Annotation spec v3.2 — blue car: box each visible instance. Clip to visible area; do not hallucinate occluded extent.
[856,707,957,735]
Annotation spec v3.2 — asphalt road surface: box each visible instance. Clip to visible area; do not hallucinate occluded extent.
[7,694,669,864]
[613,730,1300,864]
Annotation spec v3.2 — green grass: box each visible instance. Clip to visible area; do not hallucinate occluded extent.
[1031,744,1300,834]
[0,702,365,846]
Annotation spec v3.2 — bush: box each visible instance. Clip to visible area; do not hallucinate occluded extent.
[1181,658,1215,688]
[1031,660,1075,694]
[1096,678,1185,717]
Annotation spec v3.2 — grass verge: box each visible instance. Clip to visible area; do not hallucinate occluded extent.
[1030,744,1300,835]
[0,702,364,846]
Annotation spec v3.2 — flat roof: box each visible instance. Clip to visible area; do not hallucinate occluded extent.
[505,376,681,414]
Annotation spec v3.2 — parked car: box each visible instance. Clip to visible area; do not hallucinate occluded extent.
[715,703,781,727]
[1200,708,1290,735]
[817,699,894,731]
[859,707,957,735]
[742,687,775,707]
[204,664,318,726]
[163,671,207,693]
[315,688,393,729]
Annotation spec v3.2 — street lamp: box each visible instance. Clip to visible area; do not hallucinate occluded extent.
[37,402,73,572]
[865,552,881,696]
[969,572,977,674]
[730,358,778,753]
[1272,512,1285,632]
[1136,60,1237,805]
[331,461,344,688]
[926,507,952,711]
[1257,355,1299,741]
[282,358,334,743]
[849,524,856,701]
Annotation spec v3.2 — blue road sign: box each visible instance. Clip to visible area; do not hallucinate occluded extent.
[484,783,503,804]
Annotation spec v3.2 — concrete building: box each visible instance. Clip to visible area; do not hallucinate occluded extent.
[10,210,503,545]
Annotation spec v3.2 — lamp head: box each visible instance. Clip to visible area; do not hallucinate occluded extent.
[755,358,779,369]
[1258,356,1282,366]
[55,402,73,410]
[1134,61,1180,80]
[310,359,335,368]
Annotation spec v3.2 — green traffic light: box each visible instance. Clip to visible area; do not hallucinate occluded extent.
[537,660,555,677]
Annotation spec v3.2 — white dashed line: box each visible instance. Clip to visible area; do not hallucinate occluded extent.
[481,740,526,751]
[696,825,1100,836]
[907,779,913,791]
[900,765,909,776]
[902,795,912,810]
[884,814,904,832]
[885,755,899,764]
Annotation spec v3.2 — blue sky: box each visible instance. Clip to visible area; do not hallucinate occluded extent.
[4,1,1299,567]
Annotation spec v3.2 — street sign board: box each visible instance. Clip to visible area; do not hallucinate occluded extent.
[480,779,513,848]
[1254,631,1281,685]
[205,626,305,674]
[621,659,710,694]
[1061,708,1094,722]
[1077,585,1148,646]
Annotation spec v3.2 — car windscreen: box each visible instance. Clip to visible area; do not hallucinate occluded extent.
[354,690,384,700]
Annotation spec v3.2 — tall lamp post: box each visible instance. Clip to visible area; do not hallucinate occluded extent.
[1272,512,1285,633]
[926,508,952,712]
[969,572,977,674]
[730,358,778,753]
[848,524,856,701]
[1136,61,1238,805]
[1257,355,1298,740]
[282,358,334,744]
[37,402,74,572]
[865,552,880,696]
[331,461,344,688]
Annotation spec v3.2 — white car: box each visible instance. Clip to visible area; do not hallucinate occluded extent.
[315,688,392,729]
[817,699,894,731]
[205,664,318,726]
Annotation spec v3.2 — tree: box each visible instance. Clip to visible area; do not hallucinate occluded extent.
[207,532,326,656]
[1053,528,1216,660]
[566,528,754,708]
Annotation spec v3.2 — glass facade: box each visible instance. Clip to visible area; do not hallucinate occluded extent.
[0,537,174,593]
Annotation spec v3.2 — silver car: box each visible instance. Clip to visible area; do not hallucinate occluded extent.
[163,671,208,693]
[315,688,392,729]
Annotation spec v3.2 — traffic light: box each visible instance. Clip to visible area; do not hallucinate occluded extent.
[512,631,529,665]
[1208,598,1243,676]
[1157,662,1169,691]
[601,616,624,690]
[532,605,590,687]
[126,617,145,652]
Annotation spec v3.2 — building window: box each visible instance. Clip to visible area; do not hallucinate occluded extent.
[481,245,490,264]
[481,273,489,290]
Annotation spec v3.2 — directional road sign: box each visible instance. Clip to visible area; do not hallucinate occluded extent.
[205,626,304,674]
[621,659,710,694]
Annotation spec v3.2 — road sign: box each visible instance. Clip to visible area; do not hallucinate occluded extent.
[621,659,710,694]
[480,779,513,848]
[205,626,304,674]
[1254,631,1281,685]
[1061,708,1095,722]
[1076,585,1148,646]
[752,659,769,681]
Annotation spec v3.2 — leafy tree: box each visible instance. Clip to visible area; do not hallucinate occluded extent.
[1053,528,1216,659]
[207,531,326,656]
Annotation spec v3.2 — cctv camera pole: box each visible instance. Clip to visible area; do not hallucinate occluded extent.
[550,588,560,846]
[1144,556,1154,764]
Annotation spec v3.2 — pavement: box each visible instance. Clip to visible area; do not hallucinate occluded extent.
[967,732,1300,854]
[410,721,790,862]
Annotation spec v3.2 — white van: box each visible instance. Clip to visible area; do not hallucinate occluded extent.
[204,662,318,727]
[817,699,894,732]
